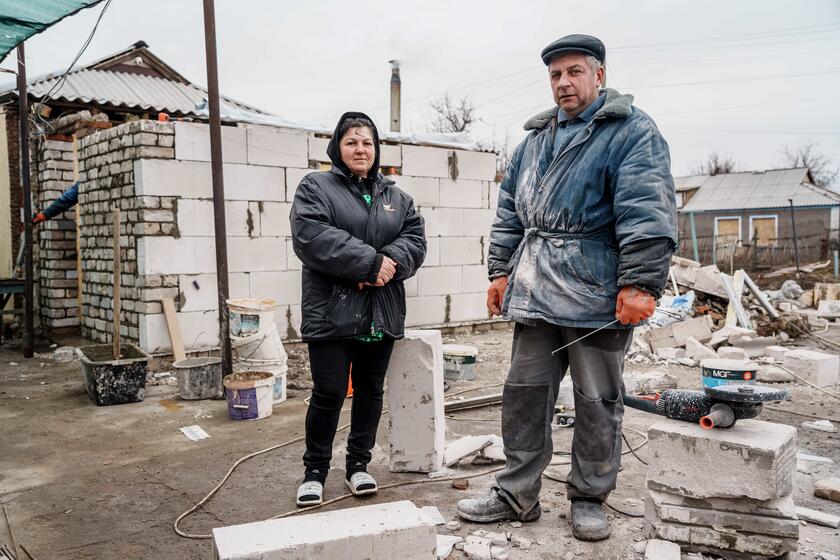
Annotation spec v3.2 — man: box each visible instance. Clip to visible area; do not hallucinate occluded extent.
[32,182,78,224]
[456,34,677,541]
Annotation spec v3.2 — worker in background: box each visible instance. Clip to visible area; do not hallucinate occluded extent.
[456,34,677,541]
[32,182,78,224]
[290,112,426,508]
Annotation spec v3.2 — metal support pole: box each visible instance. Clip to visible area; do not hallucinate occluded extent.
[789,199,800,278]
[202,0,232,376]
[689,211,699,263]
[16,44,33,358]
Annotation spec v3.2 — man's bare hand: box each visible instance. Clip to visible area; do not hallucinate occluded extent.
[486,276,508,316]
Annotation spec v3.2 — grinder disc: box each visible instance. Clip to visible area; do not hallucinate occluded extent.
[705,384,789,403]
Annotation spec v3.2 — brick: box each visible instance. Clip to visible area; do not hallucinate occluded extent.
[449,292,490,323]
[179,273,250,312]
[646,316,714,351]
[462,209,496,237]
[224,163,286,202]
[814,477,840,502]
[177,199,250,237]
[249,270,301,306]
[647,419,796,501]
[684,336,716,361]
[391,176,440,208]
[139,237,217,275]
[419,208,463,237]
[766,345,788,362]
[716,346,748,360]
[212,500,436,560]
[401,145,450,177]
[246,125,308,168]
[439,179,486,209]
[258,202,292,237]
[406,295,447,326]
[417,266,461,296]
[284,167,311,201]
[439,237,482,266]
[451,150,497,181]
[783,348,839,388]
[228,237,287,273]
[135,159,210,198]
[387,330,446,473]
[644,539,680,560]
[173,122,247,163]
[462,264,489,293]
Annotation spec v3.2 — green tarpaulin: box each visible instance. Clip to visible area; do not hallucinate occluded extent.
[0,0,106,62]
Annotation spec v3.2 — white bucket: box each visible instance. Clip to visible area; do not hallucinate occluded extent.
[223,371,274,421]
[443,344,478,381]
[235,358,288,405]
[231,323,287,362]
[227,298,278,337]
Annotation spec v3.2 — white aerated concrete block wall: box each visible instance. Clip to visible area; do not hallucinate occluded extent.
[121,120,499,352]
[212,500,436,560]
[387,330,446,473]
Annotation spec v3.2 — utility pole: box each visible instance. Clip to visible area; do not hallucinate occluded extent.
[16,44,33,358]
[389,60,401,133]
[789,198,801,278]
[202,0,232,375]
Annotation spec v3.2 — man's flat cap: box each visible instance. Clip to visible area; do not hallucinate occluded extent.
[541,34,605,65]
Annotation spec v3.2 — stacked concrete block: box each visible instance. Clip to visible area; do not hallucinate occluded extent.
[387,330,446,473]
[33,139,82,329]
[644,419,799,559]
[782,348,839,388]
[212,500,436,559]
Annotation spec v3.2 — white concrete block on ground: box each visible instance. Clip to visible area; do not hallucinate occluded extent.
[135,159,211,198]
[766,345,788,362]
[249,270,302,306]
[173,122,247,163]
[417,266,462,296]
[212,500,436,560]
[644,539,680,560]
[224,163,286,202]
[392,176,440,207]
[246,125,309,168]
[387,330,446,473]
[783,348,839,388]
[450,293,490,323]
[139,310,219,354]
[444,435,494,467]
[439,237,483,266]
[452,150,497,181]
[439,179,487,209]
[228,237,287,273]
[180,273,250,312]
[716,346,748,360]
[420,208,464,237]
[258,202,293,237]
[647,419,796,501]
[684,336,716,361]
[406,296,448,326]
[402,145,450,177]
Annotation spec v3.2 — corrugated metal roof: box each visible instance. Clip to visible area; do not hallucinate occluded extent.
[679,168,840,212]
[13,67,271,118]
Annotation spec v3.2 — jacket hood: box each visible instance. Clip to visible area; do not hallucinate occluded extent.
[327,111,381,180]
[523,88,634,131]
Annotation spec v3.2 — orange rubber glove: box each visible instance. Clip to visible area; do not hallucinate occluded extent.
[486,276,508,316]
[32,212,47,224]
[615,286,655,325]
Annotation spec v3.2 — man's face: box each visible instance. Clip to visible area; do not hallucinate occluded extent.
[548,52,604,117]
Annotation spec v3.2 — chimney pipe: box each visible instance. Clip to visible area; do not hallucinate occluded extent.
[389,59,401,133]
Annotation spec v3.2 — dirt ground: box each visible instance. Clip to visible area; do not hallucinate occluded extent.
[0,324,839,560]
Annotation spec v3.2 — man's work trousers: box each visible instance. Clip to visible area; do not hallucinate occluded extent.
[495,321,632,514]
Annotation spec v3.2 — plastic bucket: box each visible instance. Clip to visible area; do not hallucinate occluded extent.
[173,357,223,400]
[77,344,149,406]
[700,358,758,389]
[235,358,288,405]
[223,371,275,421]
[443,344,478,381]
[231,323,287,362]
[226,298,278,337]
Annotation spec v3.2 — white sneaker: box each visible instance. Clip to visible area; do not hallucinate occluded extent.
[296,480,323,507]
[345,471,378,496]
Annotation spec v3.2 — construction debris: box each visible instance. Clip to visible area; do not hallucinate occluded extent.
[814,478,840,503]
[794,506,840,528]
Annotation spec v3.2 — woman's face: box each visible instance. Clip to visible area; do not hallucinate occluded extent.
[340,126,376,178]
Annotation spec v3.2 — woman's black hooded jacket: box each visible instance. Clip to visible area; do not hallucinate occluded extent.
[290,112,426,341]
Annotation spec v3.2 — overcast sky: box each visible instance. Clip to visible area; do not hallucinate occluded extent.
[2,0,839,178]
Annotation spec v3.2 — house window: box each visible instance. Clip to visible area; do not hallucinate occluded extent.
[749,215,778,247]
[714,216,741,244]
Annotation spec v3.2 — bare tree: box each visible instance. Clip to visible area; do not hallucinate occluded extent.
[780,142,839,190]
[429,93,478,134]
[690,151,739,176]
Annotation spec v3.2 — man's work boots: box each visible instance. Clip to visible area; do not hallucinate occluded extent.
[571,499,610,541]
[456,489,541,524]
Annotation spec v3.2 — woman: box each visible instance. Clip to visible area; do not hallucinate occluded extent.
[290,112,426,506]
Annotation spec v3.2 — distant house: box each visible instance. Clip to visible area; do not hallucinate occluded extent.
[676,168,840,265]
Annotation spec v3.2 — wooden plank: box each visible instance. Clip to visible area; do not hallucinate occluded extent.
[721,273,751,329]
[73,136,82,319]
[161,297,186,362]
[725,269,747,327]
[113,209,121,360]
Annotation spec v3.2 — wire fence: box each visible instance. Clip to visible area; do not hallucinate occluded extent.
[678,227,840,273]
